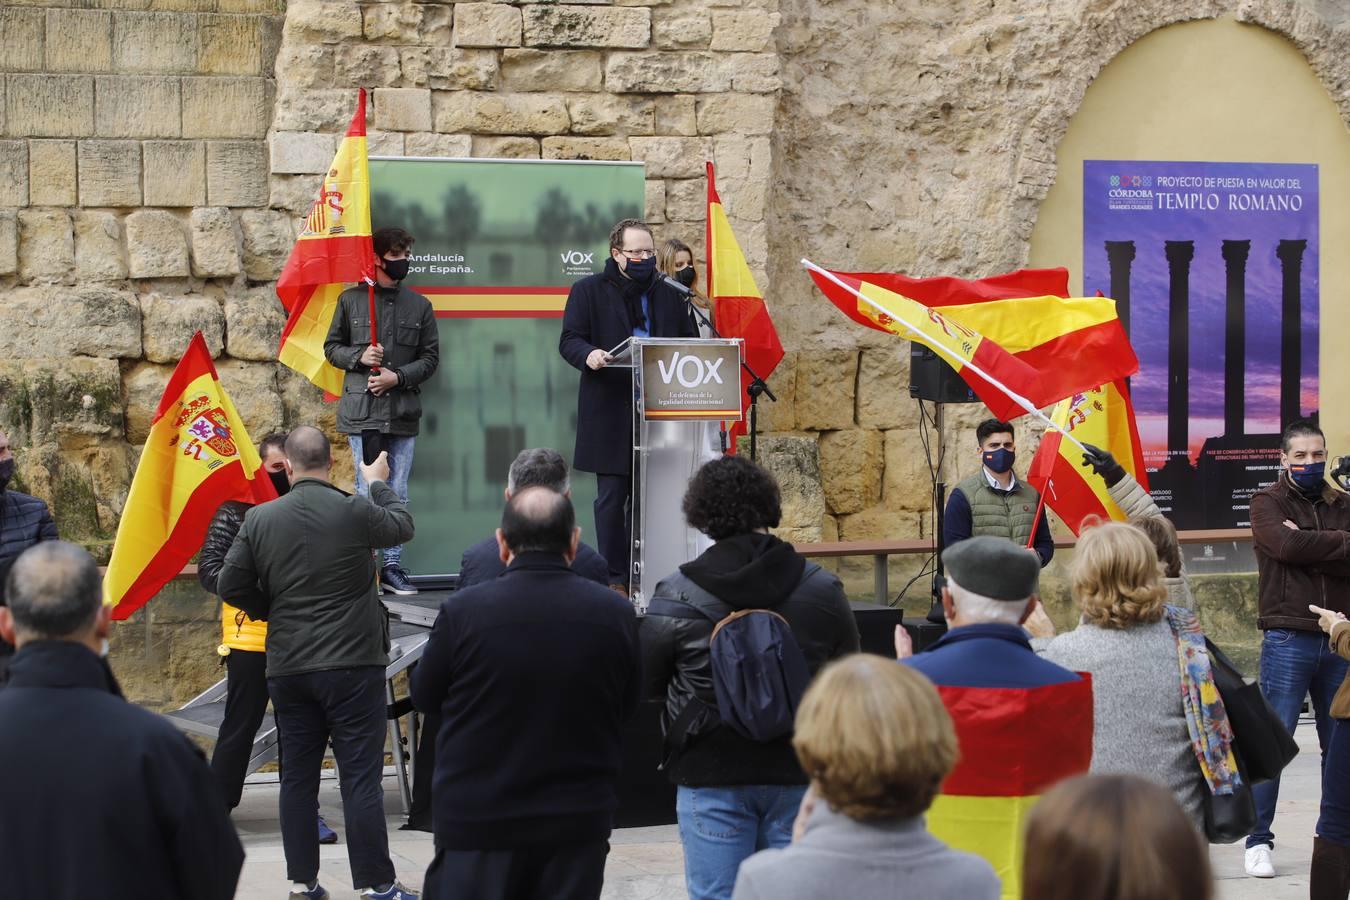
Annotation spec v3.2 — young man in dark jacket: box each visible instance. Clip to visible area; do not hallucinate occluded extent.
[325,226,439,596]
[0,541,243,899]
[641,456,860,900]
[1245,418,1350,878]
[558,218,697,590]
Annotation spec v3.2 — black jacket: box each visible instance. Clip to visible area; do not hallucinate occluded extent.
[559,259,698,474]
[409,553,641,850]
[458,535,610,589]
[0,489,58,603]
[198,500,249,595]
[324,282,440,436]
[217,478,414,677]
[641,533,860,786]
[1251,474,1350,631]
[0,641,243,899]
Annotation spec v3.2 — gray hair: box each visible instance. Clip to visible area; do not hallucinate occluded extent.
[947,576,1027,626]
[5,541,103,639]
[506,448,570,495]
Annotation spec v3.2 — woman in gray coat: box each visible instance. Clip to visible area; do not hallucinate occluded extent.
[732,655,999,900]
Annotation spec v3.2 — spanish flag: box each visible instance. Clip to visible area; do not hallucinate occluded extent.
[104,333,275,620]
[276,89,374,397]
[805,263,1138,421]
[928,678,1094,899]
[707,162,783,450]
[1026,379,1150,535]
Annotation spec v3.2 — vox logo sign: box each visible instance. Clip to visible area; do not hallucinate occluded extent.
[640,341,743,422]
[560,250,594,265]
[656,352,725,388]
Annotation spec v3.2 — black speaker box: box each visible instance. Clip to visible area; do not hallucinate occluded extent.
[909,342,978,404]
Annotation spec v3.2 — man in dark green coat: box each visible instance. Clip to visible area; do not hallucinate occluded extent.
[943,418,1053,567]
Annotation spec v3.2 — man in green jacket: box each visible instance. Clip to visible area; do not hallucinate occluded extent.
[218,425,418,900]
[324,226,439,596]
[943,418,1054,567]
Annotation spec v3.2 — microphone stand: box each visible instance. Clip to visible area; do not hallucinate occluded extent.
[670,278,777,461]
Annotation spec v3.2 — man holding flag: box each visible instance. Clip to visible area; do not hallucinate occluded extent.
[945,419,1054,567]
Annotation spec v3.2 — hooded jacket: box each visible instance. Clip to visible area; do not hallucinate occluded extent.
[641,533,860,786]
[198,499,267,653]
[1251,472,1350,631]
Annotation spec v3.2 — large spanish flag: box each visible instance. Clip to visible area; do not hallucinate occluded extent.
[104,333,276,620]
[806,263,1138,420]
[276,89,374,397]
[707,162,782,449]
[1026,379,1150,535]
[928,678,1094,899]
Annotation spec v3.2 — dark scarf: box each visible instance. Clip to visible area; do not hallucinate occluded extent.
[603,257,652,333]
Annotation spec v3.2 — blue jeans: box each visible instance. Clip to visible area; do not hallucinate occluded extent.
[676,784,806,900]
[1248,628,1350,848]
[1319,717,1350,846]
[349,434,415,568]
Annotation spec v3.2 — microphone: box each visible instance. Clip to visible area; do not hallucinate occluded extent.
[659,273,694,295]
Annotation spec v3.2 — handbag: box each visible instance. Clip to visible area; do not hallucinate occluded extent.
[1200,751,1256,843]
[1206,638,1299,784]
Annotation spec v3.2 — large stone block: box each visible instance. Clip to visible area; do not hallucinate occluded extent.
[206,141,269,207]
[500,49,602,92]
[46,9,113,73]
[522,6,650,49]
[112,11,196,75]
[605,52,731,94]
[628,136,709,178]
[269,173,322,214]
[17,209,73,283]
[755,351,796,433]
[0,211,16,275]
[542,137,631,160]
[274,43,334,90]
[856,348,919,430]
[373,88,432,133]
[709,10,779,52]
[644,179,665,223]
[367,130,404,157]
[0,285,140,360]
[197,13,264,76]
[757,434,824,530]
[94,76,181,139]
[406,133,473,158]
[363,3,422,42]
[126,210,190,279]
[795,350,858,431]
[77,140,141,207]
[654,95,696,136]
[140,293,225,363]
[271,88,354,132]
[239,209,294,281]
[143,141,206,208]
[189,207,240,278]
[22,357,125,444]
[276,364,338,437]
[883,429,936,513]
[182,77,272,139]
[122,362,174,445]
[28,140,76,207]
[223,287,285,360]
[401,48,498,91]
[696,93,776,135]
[837,505,922,542]
[726,52,781,93]
[216,359,284,439]
[470,135,538,159]
[0,9,44,73]
[454,4,522,48]
[418,5,453,45]
[269,131,335,175]
[0,141,28,207]
[652,9,710,49]
[282,0,362,44]
[74,211,127,281]
[7,75,94,138]
[663,178,701,221]
[433,92,569,136]
[565,95,654,136]
[334,45,400,88]
[819,428,884,515]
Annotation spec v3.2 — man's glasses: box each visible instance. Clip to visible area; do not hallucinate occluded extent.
[619,249,656,259]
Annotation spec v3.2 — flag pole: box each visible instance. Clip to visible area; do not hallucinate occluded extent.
[1026,479,1050,549]
[801,259,1091,456]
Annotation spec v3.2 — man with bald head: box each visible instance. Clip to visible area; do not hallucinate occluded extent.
[0,427,59,678]
[219,425,419,900]
[0,541,243,898]
[411,487,641,900]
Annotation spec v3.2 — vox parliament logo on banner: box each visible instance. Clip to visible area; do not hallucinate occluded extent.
[640,342,743,422]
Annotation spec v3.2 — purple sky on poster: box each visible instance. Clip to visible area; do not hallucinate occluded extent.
[1083,160,1319,464]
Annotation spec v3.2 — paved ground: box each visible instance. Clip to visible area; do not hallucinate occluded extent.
[232,727,1322,899]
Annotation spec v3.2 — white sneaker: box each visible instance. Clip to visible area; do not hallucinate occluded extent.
[1245,843,1275,878]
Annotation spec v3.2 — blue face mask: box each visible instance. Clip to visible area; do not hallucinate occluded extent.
[1288,461,1325,493]
[623,256,656,283]
[982,447,1015,474]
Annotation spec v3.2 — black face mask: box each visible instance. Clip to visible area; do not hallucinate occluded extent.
[268,469,290,496]
[382,257,410,281]
[674,266,697,287]
[0,458,11,493]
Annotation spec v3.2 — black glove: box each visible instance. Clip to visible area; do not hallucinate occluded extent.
[1080,443,1126,487]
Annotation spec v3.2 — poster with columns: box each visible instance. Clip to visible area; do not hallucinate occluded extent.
[1083,160,1319,532]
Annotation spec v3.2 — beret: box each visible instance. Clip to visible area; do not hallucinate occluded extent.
[941,535,1039,601]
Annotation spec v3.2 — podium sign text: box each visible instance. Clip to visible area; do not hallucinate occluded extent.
[639,342,743,422]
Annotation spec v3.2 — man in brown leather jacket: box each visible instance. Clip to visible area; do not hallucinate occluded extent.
[1245,418,1350,877]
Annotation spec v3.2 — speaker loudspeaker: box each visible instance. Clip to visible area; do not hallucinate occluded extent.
[908,343,978,404]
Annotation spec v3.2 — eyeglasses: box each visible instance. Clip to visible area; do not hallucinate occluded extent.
[619,249,656,260]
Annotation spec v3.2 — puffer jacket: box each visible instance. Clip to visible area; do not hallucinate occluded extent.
[1251,473,1350,631]
[198,500,267,654]
[0,490,59,602]
[640,533,860,786]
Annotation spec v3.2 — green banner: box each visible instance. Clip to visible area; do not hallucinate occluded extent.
[368,157,646,575]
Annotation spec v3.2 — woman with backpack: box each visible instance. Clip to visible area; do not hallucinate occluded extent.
[641,456,860,900]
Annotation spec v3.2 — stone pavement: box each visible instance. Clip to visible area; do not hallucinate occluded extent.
[232,727,1321,899]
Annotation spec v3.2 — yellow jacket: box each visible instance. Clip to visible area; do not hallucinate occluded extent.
[221,602,267,654]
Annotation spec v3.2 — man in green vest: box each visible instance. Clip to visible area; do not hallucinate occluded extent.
[943,418,1053,567]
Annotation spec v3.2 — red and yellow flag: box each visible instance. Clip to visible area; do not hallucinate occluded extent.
[928,678,1094,899]
[807,265,1138,421]
[1026,379,1150,535]
[276,89,374,397]
[707,162,783,450]
[104,333,276,620]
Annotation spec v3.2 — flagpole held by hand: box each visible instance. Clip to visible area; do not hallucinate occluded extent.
[366,278,380,376]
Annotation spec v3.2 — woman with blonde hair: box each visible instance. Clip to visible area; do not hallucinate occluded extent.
[732,655,999,900]
[1041,521,1208,828]
[1022,774,1214,900]
[657,238,714,335]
